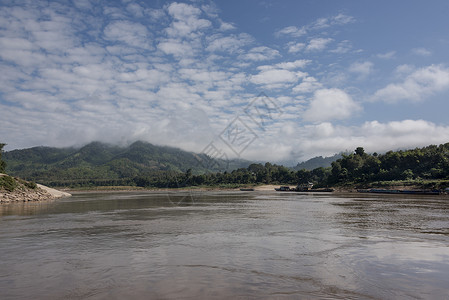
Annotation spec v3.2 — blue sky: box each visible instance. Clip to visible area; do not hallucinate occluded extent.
[1,0,449,163]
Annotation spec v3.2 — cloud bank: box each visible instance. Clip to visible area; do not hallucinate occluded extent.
[1,1,448,164]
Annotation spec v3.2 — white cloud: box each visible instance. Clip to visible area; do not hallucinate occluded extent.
[394,64,415,76]
[275,59,310,70]
[104,21,152,49]
[275,25,307,37]
[292,76,322,94]
[73,0,92,10]
[329,40,352,54]
[165,2,211,37]
[157,39,195,57]
[377,51,396,59]
[230,118,449,162]
[349,61,373,76]
[289,119,449,161]
[332,13,355,25]
[126,3,144,18]
[359,120,449,152]
[311,13,355,29]
[303,88,361,122]
[240,46,280,61]
[372,65,449,103]
[249,61,309,88]
[287,42,306,53]
[167,2,201,20]
[250,69,303,88]
[1,1,448,167]
[277,13,354,38]
[411,47,431,56]
[306,38,333,52]
[206,33,253,53]
[219,21,235,31]
[146,8,166,21]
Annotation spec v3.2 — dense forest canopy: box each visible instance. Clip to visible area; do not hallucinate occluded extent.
[133,143,449,189]
[3,141,449,189]
[3,141,250,187]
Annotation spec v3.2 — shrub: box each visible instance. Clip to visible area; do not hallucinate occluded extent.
[0,175,18,192]
[24,181,37,189]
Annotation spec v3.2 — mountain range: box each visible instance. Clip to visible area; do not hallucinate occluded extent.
[3,141,250,186]
[3,141,344,187]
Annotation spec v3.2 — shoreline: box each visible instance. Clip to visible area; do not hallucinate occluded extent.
[0,173,71,203]
[64,184,348,194]
[64,184,283,193]
[62,183,447,195]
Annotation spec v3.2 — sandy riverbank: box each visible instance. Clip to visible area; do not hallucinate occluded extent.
[0,173,71,203]
[36,184,72,198]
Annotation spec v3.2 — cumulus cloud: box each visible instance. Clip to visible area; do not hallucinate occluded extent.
[234,118,449,162]
[411,47,431,56]
[349,61,373,76]
[372,65,449,103]
[276,13,354,38]
[275,59,310,70]
[377,51,396,59]
[290,119,449,161]
[206,33,253,53]
[275,25,307,37]
[329,40,352,54]
[104,21,152,49]
[249,61,309,88]
[287,42,306,53]
[250,69,303,88]
[240,46,280,61]
[311,13,355,29]
[292,76,322,94]
[306,38,333,52]
[165,2,211,37]
[1,1,448,166]
[219,21,235,31]
[303,89,361,122]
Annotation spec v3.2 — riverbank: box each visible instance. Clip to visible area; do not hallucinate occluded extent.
[61,182,449,195]
[62,184,282,193]
[0,173,71,203]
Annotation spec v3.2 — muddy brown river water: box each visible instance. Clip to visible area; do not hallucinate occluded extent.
[1,191,448,299]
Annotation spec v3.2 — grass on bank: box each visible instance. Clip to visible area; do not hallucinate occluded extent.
[0,175,37,192]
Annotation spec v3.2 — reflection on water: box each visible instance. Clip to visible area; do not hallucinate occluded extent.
[1,191,449,299]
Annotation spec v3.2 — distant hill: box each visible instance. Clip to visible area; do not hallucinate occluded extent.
[293,153,342,171]
[4,141,251,187]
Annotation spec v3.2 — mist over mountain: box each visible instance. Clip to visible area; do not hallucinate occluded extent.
[3,141,251,186]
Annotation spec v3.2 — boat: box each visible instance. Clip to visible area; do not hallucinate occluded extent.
[274,186,291,191]
[240,188,255,191]
[398,189,441,195]
[275,183,334,193]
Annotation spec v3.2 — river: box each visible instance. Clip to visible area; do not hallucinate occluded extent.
[1,191,448,299]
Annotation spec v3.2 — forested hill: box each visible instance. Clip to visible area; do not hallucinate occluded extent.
[327,144,449,185]
[293,153,342,171]
[3,141,250,186]
[4,141,449,189]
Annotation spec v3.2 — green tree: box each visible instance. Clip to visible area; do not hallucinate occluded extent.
[0,143,6,173]
[355,147,366,157]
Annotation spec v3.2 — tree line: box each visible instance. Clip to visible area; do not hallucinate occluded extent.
[2,141,449,189]
[134,143,449,189]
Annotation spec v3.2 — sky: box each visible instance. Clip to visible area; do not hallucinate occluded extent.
[1,0,449,164]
